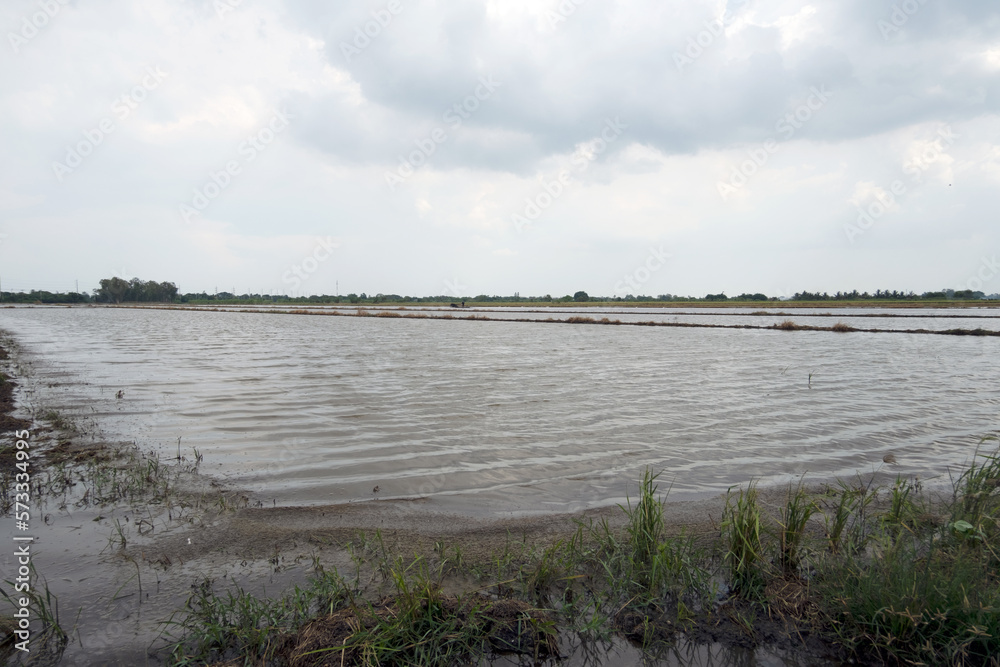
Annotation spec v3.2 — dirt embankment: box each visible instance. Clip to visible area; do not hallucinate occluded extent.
[0,344,32,470]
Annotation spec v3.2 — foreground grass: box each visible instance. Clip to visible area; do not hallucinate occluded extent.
[159,441,1000,666]
[814,442,1000,665]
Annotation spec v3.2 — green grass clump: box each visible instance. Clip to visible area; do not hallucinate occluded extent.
[777,481,818,574]
[623,468,666,570]
[822,483,858,555]
[313,558,557,666]
[952,437,1000,538]
[722,481,765,596]
[817,534,1000,664]
[164,558,558,667]
[883,475,924,531]
[813,442,1000,665]
[163,570,351,664]
[592,469,710,603]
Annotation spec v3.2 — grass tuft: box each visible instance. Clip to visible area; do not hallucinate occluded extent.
[773,320,800,331]
[952,437,1000,537]
[722,481,765,596]
[777,481,818,574]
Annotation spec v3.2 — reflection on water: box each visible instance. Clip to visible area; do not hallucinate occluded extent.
[1,306,998,515]
[488,633,816,666]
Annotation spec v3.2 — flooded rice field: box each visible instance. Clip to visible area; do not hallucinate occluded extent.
[2,305,998,515]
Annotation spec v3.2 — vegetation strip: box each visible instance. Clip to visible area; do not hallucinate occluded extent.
[160,450,1000,666]
[152,304,1000,320]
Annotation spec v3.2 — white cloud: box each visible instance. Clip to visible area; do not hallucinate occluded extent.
[0,0,998,296]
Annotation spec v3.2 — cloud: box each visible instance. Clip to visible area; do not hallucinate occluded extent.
[1,0,998,295]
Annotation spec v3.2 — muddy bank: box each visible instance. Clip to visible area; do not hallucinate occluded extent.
[0,344,31,440]
[141,480,912,568]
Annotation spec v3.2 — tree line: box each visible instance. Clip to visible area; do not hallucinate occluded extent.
[0,279,996,304]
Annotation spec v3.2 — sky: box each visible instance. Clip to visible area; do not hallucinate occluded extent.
[1,0,998,299]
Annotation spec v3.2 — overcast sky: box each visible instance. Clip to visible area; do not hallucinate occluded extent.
[1,0,998,298]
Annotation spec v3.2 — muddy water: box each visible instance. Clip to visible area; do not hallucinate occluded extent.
[169,303,1000,332]
[2,305,998,515]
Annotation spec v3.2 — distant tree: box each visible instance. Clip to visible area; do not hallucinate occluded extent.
[96,277,130,304]
[573,291,589,302]
[792,291,830,301]
[94,277,178,303]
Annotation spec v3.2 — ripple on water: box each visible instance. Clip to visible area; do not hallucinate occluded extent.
[1,306,997,515]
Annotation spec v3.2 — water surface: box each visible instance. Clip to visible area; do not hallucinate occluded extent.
[2,305,997,515]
